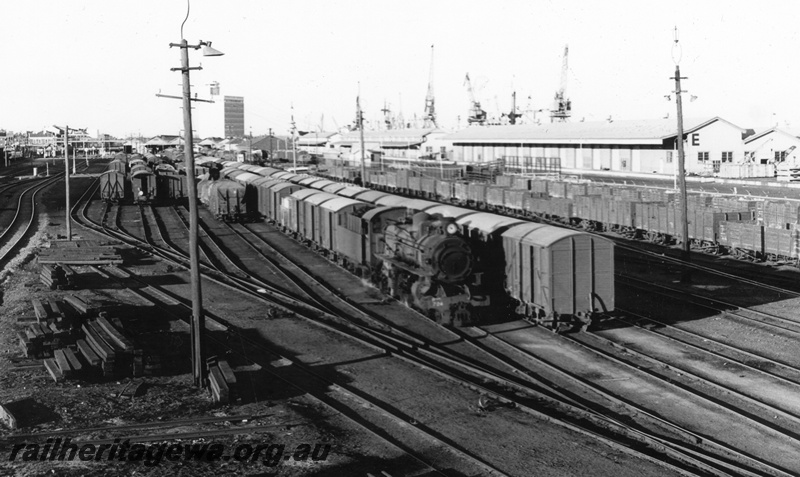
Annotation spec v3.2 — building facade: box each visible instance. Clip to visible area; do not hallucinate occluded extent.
[224,96,245,138]
[442,117,747,176]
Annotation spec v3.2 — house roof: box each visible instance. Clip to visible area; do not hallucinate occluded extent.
[336,128,445,144]
[442,117,744,145]
[744,127,800,144]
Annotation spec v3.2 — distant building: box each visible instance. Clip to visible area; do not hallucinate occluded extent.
[224,96,245,138]
[442,117,746,175]
[743,127,800,166]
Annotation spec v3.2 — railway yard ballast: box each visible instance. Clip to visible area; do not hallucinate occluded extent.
[3,152,800,476]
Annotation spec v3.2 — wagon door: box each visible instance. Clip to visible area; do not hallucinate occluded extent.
[592,237,615,312]
[550,238,576,316]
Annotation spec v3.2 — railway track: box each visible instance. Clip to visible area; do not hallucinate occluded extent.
[69,181,753,474]
[0,174,65,268]
[74,181,513,476]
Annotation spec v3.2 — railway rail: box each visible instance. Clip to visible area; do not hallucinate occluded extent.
[66,176,794,475]
[0,174,67,268]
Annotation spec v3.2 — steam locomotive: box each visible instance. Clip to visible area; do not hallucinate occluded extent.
[380,212,479,325]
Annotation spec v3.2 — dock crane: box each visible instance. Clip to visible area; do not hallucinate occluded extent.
[550,45,572,123]
[503,91,523,125]
[422,45,437,128]
[464,73,487,125]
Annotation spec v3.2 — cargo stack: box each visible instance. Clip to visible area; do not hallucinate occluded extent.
[40,264,77,290]
[77,315,142,378]
[17,323,72,359]
[207,357,237,404]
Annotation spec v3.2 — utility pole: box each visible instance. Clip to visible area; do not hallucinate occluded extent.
[672,27,691,283]
[357,89,366,185]
[290,105,297,171]
[268,127,273,166]
[64,126,71,241]
[162,37,223,387]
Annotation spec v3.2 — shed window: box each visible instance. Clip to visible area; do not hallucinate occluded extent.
[721,151,733,163]
[697,152,709,163]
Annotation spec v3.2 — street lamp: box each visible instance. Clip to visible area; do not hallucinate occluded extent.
[168,37,224,387]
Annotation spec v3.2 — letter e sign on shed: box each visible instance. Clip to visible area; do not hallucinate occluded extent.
[691,133,700,146]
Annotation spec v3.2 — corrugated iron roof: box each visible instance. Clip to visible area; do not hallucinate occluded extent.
[443,117,742,144]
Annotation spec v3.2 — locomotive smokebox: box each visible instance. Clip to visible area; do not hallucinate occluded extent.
[419,234,472,283]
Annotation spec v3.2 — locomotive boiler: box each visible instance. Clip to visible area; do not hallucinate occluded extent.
[380,212,477,325]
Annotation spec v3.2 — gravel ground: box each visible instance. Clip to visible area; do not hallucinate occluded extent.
[0,170,688,476]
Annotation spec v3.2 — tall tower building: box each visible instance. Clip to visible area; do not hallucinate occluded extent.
[224,96,245,138]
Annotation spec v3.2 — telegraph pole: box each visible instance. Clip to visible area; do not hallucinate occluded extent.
[64,126,71,241]
[268,128,273,166]
[358,90,366,185]
[672,27,691,282]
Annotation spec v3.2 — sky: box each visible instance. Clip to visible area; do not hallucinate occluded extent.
[1,0,800,139]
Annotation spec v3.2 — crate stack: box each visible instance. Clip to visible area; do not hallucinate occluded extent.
[207,357,237,404]
[17,298,75,359]
[40,264,77,290]
[75,314,142,379]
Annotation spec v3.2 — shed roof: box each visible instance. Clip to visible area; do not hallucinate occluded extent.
[443,117,744,145]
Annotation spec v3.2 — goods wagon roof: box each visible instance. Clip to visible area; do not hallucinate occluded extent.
[212,180,245,192]
[500,222,552,240]
[511,225,605,248]
[424,205,476,219]
[220,160,240,168]
[131,168,153,177]
[320,197,365,212]
[456,213,524,234]
[238,164,262,172]
[289,188,319,200]
[270,182,301,192]
[195,156,216,166]
[272,172,295,180]
[298,176,324,186]
[252,177,280,187]
[223,169,248,179]
[353,190,390,204]
[375,196,437,211]
[339,186,369,198]
[322,183,348,194]
[233,172,262,184]
[304,192,340,205]
[309,179,335,190]
[251,166,281,176]
[362,206,404,221]
[219,166,240,175]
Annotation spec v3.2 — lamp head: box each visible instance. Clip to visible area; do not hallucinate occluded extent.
[201,41,224,57]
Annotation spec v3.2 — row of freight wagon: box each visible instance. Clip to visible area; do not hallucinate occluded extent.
[200,160,615,329]
[322,168,800,264]
[99,154,187,204]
